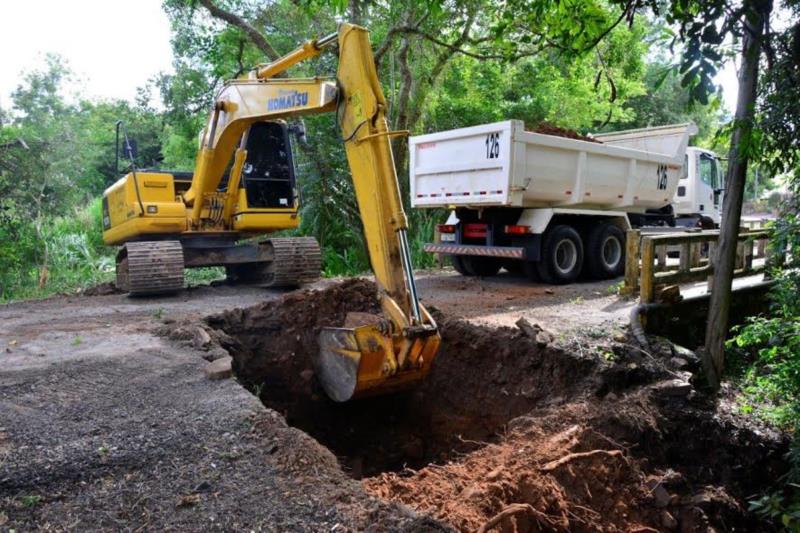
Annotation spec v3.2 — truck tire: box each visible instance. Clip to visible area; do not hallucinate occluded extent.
[503,260,525,276]
[536,225,584,284]
[451,255,472,276]
[462,256,501,277]
[585,223,625,279]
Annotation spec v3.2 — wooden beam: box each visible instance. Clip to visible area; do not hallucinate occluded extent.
[640,238,655,304]
[623,230,641,294]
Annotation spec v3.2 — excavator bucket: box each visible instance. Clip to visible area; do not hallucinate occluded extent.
[315,321,440,402]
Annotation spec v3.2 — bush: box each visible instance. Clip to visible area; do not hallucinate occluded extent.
[0,198,114,302]
[728,195,800,526]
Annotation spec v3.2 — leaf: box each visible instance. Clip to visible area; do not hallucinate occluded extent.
[177,493,201,507]
[652,66,673,90]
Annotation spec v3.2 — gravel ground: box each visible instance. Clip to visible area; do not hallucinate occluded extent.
[0,283,442,531]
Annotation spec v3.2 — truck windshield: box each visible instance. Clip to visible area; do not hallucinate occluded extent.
[699,153,718,189]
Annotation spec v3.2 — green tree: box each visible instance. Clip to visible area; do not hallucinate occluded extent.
[157,0,656,273]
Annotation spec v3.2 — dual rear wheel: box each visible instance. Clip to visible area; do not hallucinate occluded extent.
[534,222,625,283]
[534,223,625,284]
[451,221,625,284]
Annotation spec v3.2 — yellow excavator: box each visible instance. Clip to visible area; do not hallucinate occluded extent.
[101,23,440,402]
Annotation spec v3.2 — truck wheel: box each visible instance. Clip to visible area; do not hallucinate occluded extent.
[585,223,625,279]
[451,255,472,276]
[462,256,501,277]
[536,225,584,284]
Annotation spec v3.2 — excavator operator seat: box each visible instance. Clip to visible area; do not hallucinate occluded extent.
[241,121,297,209]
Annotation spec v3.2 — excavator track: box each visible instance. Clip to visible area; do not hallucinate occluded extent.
[116,241,185,296]
[226,237,321,288]
[265,237,322,287]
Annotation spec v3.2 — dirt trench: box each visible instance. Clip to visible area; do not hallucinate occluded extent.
[204,279,788,531]
[206,279,604,477]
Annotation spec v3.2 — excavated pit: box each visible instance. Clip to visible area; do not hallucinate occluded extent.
[204,279,788,531]
[206,279,602,477]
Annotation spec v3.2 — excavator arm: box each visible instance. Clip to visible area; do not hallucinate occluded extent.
[315,24,440,401]
[188,23,440,401]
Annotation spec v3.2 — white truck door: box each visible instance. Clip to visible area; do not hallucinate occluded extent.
[698,152,723,224]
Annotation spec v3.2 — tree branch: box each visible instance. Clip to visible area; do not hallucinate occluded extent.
[380,25,546,61]
[196,0,281,61]
[374,11,430,67]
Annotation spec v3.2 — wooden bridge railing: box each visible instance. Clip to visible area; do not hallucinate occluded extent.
[623,227,778,304]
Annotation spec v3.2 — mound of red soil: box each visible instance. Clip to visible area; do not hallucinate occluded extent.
[365,385,784,532]
[80,281,123,296]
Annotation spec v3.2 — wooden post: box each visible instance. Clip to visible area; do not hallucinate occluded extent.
[433,227,444,268]
[706,240,716,293]
[657,246,667,272]
[735,241,745,270]
[744,239,754,271]
[690,242,701,267]
[640,238,655,304]
[679,242,690,272]
[623,230,641,294]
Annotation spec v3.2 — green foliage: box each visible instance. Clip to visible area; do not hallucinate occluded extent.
[185,267,226,285]
[0,0,744,295]
[19,495,41,508]
[0,198,115,302]
[729,198,800,422]
[748,491,800,531]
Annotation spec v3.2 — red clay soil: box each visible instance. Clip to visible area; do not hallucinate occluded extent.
[365,405,646,532]
[527,122,602,143]
[364,385,785,532]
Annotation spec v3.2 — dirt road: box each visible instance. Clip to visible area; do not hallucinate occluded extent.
[0,284,437,531]
[0,272,787,531]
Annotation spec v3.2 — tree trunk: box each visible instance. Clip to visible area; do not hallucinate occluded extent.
[703,0,770,389]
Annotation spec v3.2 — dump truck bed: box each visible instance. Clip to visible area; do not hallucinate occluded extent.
[410,121,697,213]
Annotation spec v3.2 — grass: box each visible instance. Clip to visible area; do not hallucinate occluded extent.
[20,495,41,508]
[0,198,115,303]
[185,267,226,285]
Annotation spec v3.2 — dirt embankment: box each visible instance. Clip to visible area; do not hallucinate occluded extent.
[202,279,788,532]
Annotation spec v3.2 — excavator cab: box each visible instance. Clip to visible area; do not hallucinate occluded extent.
[239,121,297,210]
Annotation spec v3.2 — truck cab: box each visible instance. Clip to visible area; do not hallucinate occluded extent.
[673,147,724,228]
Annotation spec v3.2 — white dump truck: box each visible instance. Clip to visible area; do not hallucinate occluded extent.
[411,120,724,283]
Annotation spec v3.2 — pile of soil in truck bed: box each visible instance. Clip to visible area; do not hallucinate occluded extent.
[204,279,788,532]
[528,122,602,143]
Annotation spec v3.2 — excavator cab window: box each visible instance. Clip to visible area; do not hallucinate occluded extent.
[240,121,296,209]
